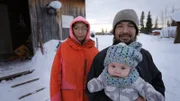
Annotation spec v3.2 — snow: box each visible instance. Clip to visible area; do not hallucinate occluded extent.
[170,10,180,22]
[160,26,177,38]
[152,29,161,33]
[48,1,62,10]
[1,34,180,101]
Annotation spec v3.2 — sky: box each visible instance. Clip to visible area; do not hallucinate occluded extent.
[85,0,180,32]
[0,32,180,101]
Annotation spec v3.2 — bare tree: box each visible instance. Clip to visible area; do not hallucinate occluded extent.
[170,6,177,26]
[154,16,158,29]
[160,6,168,28]
[164,6,168,27]
[171,6,175,13]
[160,9,165,28]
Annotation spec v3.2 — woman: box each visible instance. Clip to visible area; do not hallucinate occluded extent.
[50,16,99,101]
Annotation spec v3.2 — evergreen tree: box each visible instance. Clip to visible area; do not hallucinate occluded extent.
[140,11,145,33]
[105,28,108,33]
[167,20,170,27]
[171,20,177,26]
[145,11,153,34]
[101,28,104,34]
[154,16,158,29]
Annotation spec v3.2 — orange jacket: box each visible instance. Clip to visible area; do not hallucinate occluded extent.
[50,16,99,101]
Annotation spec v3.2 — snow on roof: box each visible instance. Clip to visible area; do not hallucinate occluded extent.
[152,30,161,33]
[170,10,180,22]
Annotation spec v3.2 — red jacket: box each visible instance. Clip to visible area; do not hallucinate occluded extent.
[50,16,99,101]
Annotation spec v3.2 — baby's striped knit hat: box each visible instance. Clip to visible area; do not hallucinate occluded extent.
[104,42,142,69]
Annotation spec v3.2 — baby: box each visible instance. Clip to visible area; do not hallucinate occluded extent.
[87,42,165,101]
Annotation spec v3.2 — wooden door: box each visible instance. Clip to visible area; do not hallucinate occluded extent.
[0,4,13,54]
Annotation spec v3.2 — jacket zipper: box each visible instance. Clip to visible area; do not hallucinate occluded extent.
[84,59,87,76]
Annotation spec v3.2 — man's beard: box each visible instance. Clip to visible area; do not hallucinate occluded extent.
[112,35,137,45]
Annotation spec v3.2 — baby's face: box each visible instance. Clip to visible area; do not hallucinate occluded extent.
[108,62,130,78]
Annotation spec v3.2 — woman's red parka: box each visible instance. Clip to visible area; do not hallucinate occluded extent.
[50,16,99,101]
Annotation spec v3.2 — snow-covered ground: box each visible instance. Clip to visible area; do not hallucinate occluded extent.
[0,34,180,101]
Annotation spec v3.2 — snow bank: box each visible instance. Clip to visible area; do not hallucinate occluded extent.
[160,26,177,38]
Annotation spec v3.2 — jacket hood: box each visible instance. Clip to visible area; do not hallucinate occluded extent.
[69,16,90,44]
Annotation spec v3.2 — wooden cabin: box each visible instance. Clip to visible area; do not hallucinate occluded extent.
[171,10,180,43]
[0,0,85,62]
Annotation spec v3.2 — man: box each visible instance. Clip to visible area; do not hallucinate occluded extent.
[86,9,165,101]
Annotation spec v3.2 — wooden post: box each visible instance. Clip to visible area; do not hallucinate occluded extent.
[37,22,44,55]
[96,37,98,50]
[174,22,180,43]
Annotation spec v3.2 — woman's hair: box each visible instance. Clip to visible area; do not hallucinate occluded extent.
[72,22,88,28]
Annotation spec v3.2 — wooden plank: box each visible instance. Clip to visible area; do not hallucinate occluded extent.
[29,0,59,48]
[19,87,45,100]
[11,78,39,88]
[0,69,34,81]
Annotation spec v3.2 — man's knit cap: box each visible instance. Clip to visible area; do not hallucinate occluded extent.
[112,9,139,34]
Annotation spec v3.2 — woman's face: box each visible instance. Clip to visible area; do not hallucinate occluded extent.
[73,22,88,43]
